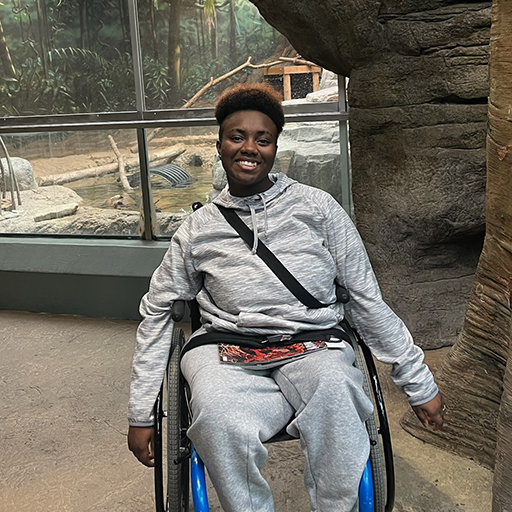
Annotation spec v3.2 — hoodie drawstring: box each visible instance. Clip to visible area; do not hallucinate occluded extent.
[248,194,268,254]
[249,204,259,254]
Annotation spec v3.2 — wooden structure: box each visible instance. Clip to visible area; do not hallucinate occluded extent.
[263,65,322,100]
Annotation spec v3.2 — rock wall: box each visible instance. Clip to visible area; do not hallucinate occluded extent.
[252,0,491,348]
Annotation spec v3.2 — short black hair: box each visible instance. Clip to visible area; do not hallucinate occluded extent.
[215,83,285,137]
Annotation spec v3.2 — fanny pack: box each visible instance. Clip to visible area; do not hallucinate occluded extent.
[180,328,350,358]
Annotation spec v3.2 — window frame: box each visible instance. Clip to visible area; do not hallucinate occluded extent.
[0,0,351,241]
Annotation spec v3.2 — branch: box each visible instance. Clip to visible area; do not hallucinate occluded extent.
[0,136,21,209]
[130,54,320,152]
[182,56,253,108]
[248,59,283,69]
[279,56,320,67]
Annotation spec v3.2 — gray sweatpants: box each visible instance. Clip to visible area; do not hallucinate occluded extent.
[181,342,373,512]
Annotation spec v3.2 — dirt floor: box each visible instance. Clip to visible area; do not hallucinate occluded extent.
[0,311,492,512]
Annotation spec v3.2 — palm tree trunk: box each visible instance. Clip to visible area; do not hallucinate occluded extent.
[0,16,17,79]
[210,23,218,60]
[204,0,217,60]
[79,0,89,49]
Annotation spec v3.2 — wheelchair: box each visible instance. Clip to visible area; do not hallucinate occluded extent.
[153,298,395,512]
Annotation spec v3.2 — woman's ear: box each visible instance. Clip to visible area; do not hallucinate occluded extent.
[216,140,221,156]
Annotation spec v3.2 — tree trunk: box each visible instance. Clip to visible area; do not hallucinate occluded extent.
[228,0,236,63]
[165,0,182,105]
[0,16,17,79]
[35,0,49,78]
[118,0,131,51]
[199,7,205,61]
[399,0,512,481]
[487,1,512,509]
[79,0,89,50]
[210,21,218,60]
[149,0,159,60]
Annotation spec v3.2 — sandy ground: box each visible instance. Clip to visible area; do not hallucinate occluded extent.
[0,311,492,512]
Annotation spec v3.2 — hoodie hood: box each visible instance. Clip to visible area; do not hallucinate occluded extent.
[213,172,296,212]
[212,172,296,253]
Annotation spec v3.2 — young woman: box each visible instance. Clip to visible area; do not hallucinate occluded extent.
[128,83,444,512]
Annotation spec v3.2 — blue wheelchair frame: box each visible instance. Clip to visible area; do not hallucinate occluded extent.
[154,303,395,512]
[189,447,375,512]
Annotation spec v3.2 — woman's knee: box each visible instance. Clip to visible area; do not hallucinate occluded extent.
[303,349,364,393]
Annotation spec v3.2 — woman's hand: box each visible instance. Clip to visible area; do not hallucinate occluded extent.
[128,426,155,467]
[412,393,445,431]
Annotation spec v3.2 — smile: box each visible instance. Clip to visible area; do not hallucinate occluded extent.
[237,160,258,168]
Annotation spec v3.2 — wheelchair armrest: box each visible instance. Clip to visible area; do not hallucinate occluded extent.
[171,300,186,321]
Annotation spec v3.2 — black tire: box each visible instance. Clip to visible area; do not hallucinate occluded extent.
[352,340,386,512]
[166,328,190,512]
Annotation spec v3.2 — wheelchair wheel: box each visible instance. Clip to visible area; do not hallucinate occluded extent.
[154,328,190,512]
[166,328,190,512]
[343,319,394,512]
[353,342,386,512]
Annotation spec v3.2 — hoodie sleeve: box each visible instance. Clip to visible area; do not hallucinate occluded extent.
[325,197,438,406]
[128,220,203,426]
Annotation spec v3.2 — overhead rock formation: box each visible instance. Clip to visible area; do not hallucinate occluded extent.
[252,0,491,349]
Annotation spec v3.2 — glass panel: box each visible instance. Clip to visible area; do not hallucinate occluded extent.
[153,120,343,238]
[150,125,217,237]
[0,1,136,116]
[137,0,335,110]
[0,129,143,236]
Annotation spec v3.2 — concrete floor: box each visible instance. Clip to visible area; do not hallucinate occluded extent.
[0,311,492,512]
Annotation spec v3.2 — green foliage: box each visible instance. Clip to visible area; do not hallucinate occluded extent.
[0,46,135,115]
[143,56,171,108]
[54,48,135,112]
[0,0,281,115]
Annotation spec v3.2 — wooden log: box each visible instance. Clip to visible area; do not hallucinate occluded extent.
[37,146,186,187]
[108,135,132,192]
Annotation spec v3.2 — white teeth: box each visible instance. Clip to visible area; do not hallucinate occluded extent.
[239,161,257,167]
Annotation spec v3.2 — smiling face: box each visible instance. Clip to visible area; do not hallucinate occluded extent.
[216,110,278,197]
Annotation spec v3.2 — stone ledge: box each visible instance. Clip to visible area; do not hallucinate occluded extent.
[34,203,79,222]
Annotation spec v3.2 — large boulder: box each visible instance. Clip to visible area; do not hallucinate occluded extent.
[0,157,38,191]
[276,122,342,204]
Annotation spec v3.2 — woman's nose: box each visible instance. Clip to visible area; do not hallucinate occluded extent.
[241,138,257,154]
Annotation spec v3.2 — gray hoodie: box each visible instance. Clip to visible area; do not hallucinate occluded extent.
[128,173,438,426]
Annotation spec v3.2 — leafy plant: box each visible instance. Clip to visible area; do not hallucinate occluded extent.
[0,0,283,116]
